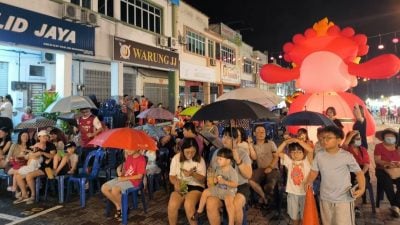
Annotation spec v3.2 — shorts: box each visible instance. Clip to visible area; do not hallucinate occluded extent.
[287,193,305,220]
[237,183,251,201]
[187,185,204,193]
[210,186,236,200]
[103,178,135,192]
[18,165,37,177]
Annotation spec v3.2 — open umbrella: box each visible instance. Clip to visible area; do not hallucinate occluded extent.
[217,87,282,108]
[191,99,276,121]
[134,124,165,140]
[14,116,56,130]
[282,111,336,126]
[88,128,158,151]
[179,106,201,117]
[137,107,175,120]
[199,131,224,149]
[57,112,80,126]
[45,96,97,113]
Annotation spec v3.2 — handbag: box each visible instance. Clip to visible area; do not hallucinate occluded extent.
[384,167,400,179]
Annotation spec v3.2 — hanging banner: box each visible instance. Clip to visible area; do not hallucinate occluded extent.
[0,2,95,55]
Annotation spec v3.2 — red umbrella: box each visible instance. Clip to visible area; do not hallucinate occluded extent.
[88,128,158,151]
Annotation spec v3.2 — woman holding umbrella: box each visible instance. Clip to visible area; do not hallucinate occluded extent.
[101,149,146,221]
[167,138,206,225]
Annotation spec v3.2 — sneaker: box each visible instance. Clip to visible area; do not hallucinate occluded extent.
[13,197,27,204]
[45,167,55,179]
[391,206,400,218]
[24,197,35,205]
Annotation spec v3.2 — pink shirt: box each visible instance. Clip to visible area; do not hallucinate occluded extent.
[374,143,400,162]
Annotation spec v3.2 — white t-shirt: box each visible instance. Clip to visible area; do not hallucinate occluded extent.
[0,102,13,119]
[281,154,311,195]
[169,152,206,188]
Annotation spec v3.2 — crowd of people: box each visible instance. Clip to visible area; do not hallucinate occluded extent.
[1,93,400,225]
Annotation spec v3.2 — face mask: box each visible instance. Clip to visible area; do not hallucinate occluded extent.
[384,137,396,145]
[353,140,362,147]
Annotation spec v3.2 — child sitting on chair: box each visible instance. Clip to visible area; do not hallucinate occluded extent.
[276,138,313,225]
[46,141,79,178]
[192,148,238,225]
[101,149,146,221]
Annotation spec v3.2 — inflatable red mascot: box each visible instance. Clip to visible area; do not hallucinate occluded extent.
[260,18,400,137]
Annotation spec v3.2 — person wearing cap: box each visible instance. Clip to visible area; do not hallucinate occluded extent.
[48,142,79,178]
[374,128,400,217]
[13,130,56,205]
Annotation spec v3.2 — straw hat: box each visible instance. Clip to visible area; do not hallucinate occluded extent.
[375,128,398,141]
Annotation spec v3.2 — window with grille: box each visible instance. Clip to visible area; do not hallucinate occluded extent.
[71,0,91,9]
[221,45,236,65]
[83,69,111,103]
[185,30,205,56]
[120,0,162,34]
[243,59,252,74]
[98,0,114,17]
[208,40,215,58]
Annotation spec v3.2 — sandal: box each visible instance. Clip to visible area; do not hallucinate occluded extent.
[191,211,201,221]
[114,209,122,220]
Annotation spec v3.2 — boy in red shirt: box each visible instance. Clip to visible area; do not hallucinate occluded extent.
[101,149,146,221]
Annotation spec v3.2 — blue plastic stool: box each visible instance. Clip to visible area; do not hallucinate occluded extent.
[35,175,46,202]
[105,182,147,225]
[44,175,69,204]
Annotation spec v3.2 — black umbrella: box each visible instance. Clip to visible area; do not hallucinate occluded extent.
[282,111,337,126]
[190,99,276,121]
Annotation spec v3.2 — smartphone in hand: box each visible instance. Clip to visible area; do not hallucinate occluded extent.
[350,184,359,198]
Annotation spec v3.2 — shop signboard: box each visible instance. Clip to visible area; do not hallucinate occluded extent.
[114,36,179,70]
[0,2,95,55]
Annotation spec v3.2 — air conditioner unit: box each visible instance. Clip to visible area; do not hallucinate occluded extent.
[168,37,178,49]
[62,3,81,21]
[178,35,187,45]
[207,58,216,66]
[41,52,56,64]
[81,9,99,27]
[157,36,169,47]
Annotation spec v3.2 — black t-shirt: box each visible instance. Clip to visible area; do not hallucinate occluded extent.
[38,142,57,170]
[353,119,368,149]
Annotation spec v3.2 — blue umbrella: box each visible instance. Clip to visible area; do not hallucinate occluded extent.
[282,111,337,126]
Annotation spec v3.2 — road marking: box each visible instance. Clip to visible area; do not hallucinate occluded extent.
[0,213,22,221]
[5,205,63,225]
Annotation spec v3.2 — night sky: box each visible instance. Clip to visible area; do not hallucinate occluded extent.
[184,0,399,56]
[184,0,400,98]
